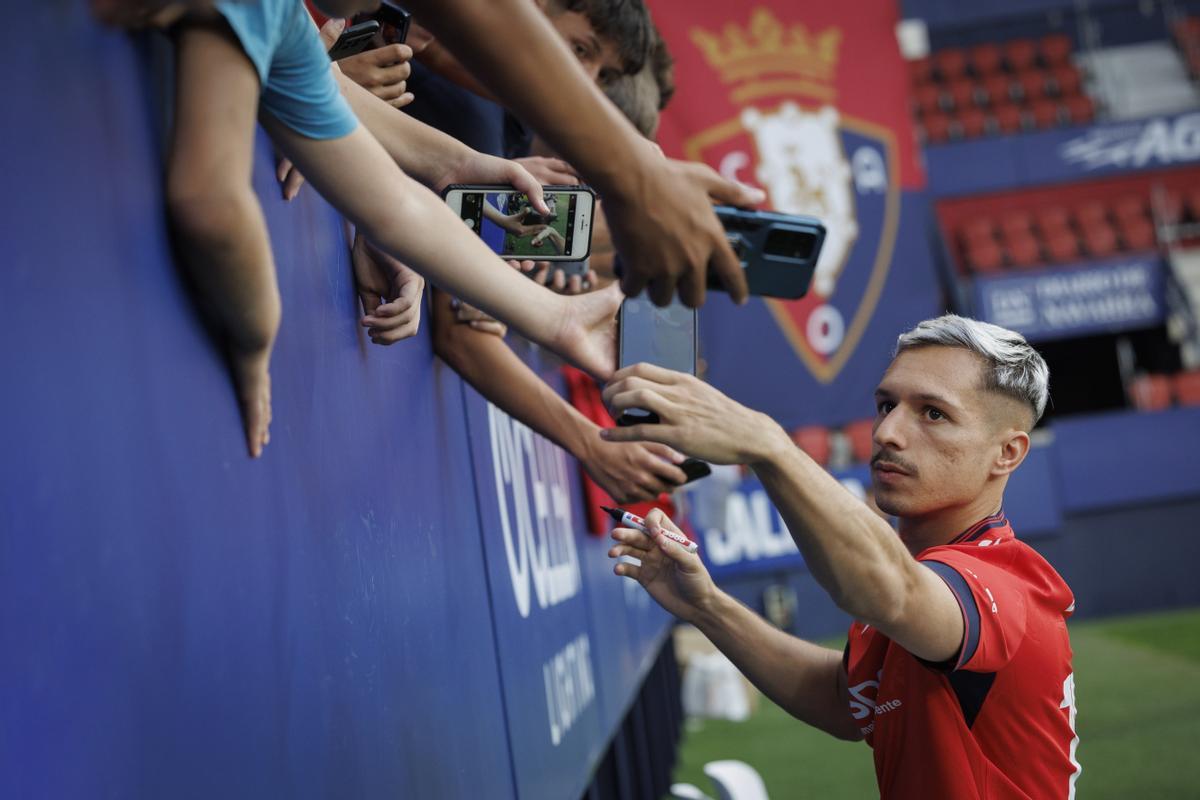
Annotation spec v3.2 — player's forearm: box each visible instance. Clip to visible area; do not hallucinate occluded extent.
[747,428,919,629]
[432,293,593,457]
[401,0,650,197]
[336,71,472,189]
[693,590,861,740]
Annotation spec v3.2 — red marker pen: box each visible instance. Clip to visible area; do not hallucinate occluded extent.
[601,505,699,554]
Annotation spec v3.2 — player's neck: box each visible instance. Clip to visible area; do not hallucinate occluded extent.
[896,495,1004,555]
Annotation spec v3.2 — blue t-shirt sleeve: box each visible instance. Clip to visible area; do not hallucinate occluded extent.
[217,0,359,141]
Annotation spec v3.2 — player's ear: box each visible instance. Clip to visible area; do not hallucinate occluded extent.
[992,429,1029,477]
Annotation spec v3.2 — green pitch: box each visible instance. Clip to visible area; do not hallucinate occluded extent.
[672,607,1200,798]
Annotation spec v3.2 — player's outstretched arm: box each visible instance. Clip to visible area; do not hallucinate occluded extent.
[610,509,862,740]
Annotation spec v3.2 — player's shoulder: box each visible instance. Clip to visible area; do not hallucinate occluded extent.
[923,534,1073,610]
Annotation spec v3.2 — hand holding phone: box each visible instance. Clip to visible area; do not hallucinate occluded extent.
[327,20,381,60]
[616,292,697,426]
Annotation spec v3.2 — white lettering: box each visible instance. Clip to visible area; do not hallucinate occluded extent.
[543,633,596,746]
[1060,113,1200,170]
[704,489,800,566]
[489,404,581,618]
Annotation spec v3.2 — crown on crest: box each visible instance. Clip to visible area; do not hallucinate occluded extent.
[690,8,841,85]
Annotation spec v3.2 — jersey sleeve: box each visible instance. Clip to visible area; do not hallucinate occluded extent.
[921,550,1029,673]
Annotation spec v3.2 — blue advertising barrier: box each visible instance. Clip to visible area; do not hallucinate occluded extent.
[972,255,1166,342]
[1,11,670,799]
[925,111,1200,197]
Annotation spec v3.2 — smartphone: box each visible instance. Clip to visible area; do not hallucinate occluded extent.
[444,185,595,261]
[680,458,712,484]
[616,292,697,426]
[710,207,826,299]
[359,1,411,44]
[328,20,381,60]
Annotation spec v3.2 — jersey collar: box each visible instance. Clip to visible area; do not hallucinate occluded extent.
[948,510,1012,545]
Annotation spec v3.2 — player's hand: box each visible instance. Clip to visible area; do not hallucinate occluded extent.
[604,153,764,308]
[581,436,687,504]
[599,362,784,465]
[609,508,716,622]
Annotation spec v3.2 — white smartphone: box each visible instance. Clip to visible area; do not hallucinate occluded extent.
[443,184,595,261]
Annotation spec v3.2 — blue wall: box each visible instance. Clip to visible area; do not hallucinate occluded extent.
[0,8,669,798]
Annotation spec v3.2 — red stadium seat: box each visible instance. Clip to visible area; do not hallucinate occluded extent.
[1081,221,1118,258]
[993,103,1024,134]
[1044,229,1080,263]
[1173,370,1200,406]
[970,43,1003,76]
[1129,374,1172,411]
[843,419,876,463]
[1004,231,1042,267]
[982,73,1014,106]
[1113,193,1148,223]
[1074,201,1109,227]
[1035,205,1072,235]
[1031,98,1062,128]
[1153,189,1185,224]
[1016,68,1048,101]
[1064,94,1096,124]
[914,83,942,115]
[1050,64,1082,97]
[935,47,968,81]
[1000,210,1033,239]
[921,113,951,144]
[961,217,996,245]
[791,425,832,466]
[1005,38,1038,72]
[909,56,933,85]
[966,238,1004,274]
[947,77,977,110]
[1186,188,1200,222]
[1039,34,1073,66]
[958,107,987,138]
[1118,217,1157,251]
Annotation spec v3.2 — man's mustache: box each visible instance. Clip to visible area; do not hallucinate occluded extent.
[871,448,918,476]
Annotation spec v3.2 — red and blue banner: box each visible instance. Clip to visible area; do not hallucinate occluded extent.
[651,1,941,428]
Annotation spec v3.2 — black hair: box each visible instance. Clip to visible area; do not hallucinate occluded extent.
[549,0,654,79]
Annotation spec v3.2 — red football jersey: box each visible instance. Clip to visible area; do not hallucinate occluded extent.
[844,512,1081,799]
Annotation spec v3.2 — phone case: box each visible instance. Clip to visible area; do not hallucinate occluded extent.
[709,206,827,299]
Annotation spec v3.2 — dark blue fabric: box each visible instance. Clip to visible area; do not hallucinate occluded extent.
[405,61,505,156]
[924,560,982,669]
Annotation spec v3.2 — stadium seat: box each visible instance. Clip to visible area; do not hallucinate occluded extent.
[935,47,968,80]
[1074,201,1109,227]
[1064,94,1096,124]
[993,103,1024,134]
[909,56,933,85]
[961,217,996,245]
[1005,38,1038,72]
[970,42,1003,76]
[965,238,1004,273]
[982,73,1014,106]
[1081,221,1119,258]
[1044,229,1080,263]
[958,107,987,138]
[947,77,977,110]
[1040,33,1073,66]
[1000,210,1033,239]
[843,419,875,463]
[1173,370,1200,406]
[1129,374,1172,411]
[1154,189,1185,224]
[1050,64,1082,97]
[791,425,832,466]
[1004,230,1042,266]
[1118,217,1156,251]
[914,83,942,115]
[1031,98,1062,128]
[1186,188,1200,222]
[921,112,951,144]
[1016,68,1048,102]
[1035,205,1072,235]
[1113,193,1148,223]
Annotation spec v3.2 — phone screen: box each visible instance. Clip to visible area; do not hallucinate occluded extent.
[458,191,579,258]
[619,294,696,375]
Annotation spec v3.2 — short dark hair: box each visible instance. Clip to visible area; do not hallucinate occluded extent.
[602,26,674,136]
[548,0,654,78]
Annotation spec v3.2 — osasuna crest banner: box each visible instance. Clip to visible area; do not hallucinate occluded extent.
[651,1,941,429]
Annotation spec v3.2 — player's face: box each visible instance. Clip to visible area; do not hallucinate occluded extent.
[869,347,1002,522]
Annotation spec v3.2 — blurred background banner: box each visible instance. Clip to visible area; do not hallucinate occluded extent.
[651,1,940,429]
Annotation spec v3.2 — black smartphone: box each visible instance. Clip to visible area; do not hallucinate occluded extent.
[710,206,826,299]
[361,1,411,44]
[328,20,381,60]
[680,458,712,484]
[616,292,697,426]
